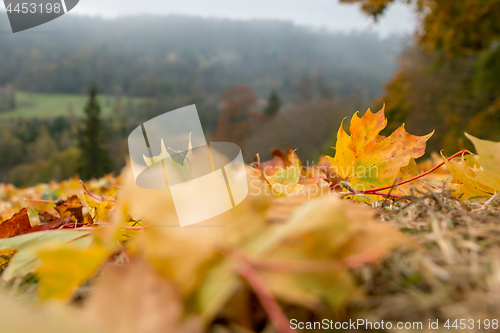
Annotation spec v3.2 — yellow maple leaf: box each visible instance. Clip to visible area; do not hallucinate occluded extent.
[465,133,500,192]
[83,193,115,223]
[442,152,494,199]
[327,106,433,192]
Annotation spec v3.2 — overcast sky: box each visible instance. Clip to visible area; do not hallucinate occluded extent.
[68,0,416,36]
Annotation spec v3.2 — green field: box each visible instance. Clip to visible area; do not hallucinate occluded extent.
[0,91,144,119]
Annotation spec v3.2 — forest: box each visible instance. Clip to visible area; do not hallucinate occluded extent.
[0,15,401,99]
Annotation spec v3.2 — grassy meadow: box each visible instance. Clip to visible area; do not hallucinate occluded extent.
[0,91,144,119]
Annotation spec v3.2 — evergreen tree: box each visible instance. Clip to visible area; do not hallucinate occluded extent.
[264,90,281,118]
[78,86,113,180]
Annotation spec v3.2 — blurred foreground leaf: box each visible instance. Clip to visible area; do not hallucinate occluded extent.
[86,259,202,333]
[0,230,92,282]
[36,243,110,299]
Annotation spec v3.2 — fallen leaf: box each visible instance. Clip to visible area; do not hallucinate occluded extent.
[257,148,288,177]
[0,230,93,282]
[83,193,115,223]
[0,208,33,238]
[198,193,411,319]
[262,149,302,196]
[465,133,500,192]
[327,107,433,192]
[310,160,341,186]
[55,195,84,223]
[39,211,58,223]
[443,152,494,199]
[0,249,16,271]
[36,244,110,299]
[252,195,410,310]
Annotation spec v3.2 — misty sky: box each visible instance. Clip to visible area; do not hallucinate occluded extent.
[70,0,416,36]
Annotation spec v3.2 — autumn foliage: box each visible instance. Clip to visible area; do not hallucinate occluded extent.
[0,106,498,332]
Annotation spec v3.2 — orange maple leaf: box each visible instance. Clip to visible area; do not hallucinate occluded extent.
[327,106,433,192]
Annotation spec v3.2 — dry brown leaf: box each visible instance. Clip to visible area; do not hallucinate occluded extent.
[0,208,33,238]
[55,195,84,223]
[39,211,58,223]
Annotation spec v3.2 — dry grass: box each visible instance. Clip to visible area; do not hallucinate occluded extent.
[349,190,500,331]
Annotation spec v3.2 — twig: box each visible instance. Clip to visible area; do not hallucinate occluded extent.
[339,182,377,203]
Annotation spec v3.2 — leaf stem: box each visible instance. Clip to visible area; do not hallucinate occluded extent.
[339,191,405,198]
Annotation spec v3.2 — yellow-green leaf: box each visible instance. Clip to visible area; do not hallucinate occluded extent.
[264,150,302,196]
[37,245,110,299]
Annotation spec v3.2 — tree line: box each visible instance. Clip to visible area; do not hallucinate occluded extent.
[341,0,500,154]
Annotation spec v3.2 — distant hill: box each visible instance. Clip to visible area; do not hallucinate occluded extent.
[0,14,403,102]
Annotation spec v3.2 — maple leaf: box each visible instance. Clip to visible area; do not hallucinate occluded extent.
[327,106,433,191]
[465,133,500,192]
[55,195,84,223]
[263,150,302,197]
[0,207,75,239]
[83,193,115,223]
[442,152,494,199]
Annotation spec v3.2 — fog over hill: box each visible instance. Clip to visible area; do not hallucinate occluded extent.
[0,14,404,102]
